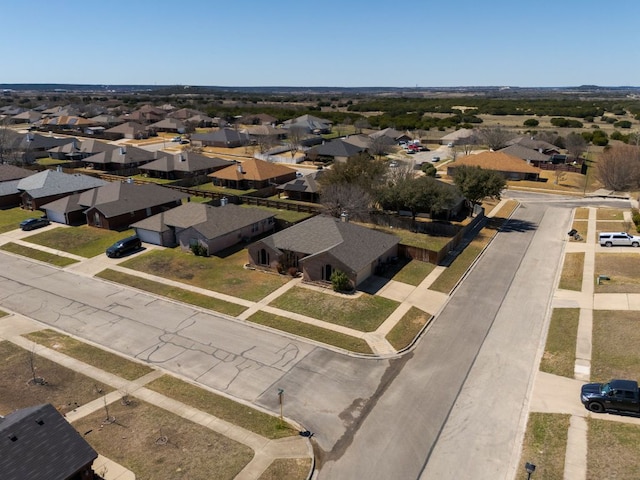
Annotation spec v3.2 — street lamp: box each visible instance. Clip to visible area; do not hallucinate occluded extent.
[525,462,536,479]
[277,388,284,420]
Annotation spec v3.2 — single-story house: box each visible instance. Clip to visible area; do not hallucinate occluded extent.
[276,171,323,203]
[0,164,36,208]
[191,128,250,148]
[0,403,98,480]
[78,181,189,230]
[440,128,477,146]
[48,138,115,160]
[239,113,278,126]
[168,108,207,120]
[248,215,400,287]
[139,151,234,180]
[369,127,412,144]
[208,158,298,190]
[447,151,542,181]
[40,193,87,225]
[16,169,109,210]
[498,144,550,167]
[306,138,366,163]
[148,117,186,133]
[505,136,561,155]
[131,202,276,255]
[104,121,148,140]
[81,144,156,171]
[283,114,331,134]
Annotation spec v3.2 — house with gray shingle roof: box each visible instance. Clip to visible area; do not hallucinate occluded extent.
[139,151,233,180]
[81,144,155,171]
[191,128,250,148]
[0,403,98,480]
[16,169,108,210]
[148,117,186,133]
[0,164,37,208]
[78,181,189,230]
[104,121,149,140]
[248,215,399,287]
[276,171,323,203]
[307,138,366,163]
[131,202,275,254]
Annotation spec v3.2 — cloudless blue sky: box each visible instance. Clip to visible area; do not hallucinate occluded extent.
[2,0,639,87]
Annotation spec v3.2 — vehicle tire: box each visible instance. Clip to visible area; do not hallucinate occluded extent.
[588,401,605,413]
[632,242,639,247]
[605,241,612,247]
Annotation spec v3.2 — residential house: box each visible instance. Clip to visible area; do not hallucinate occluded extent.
[78,181,189,230]
[239,113,278,126]
[81,144,156,172]
[498,144,551,167]
[0,164,36,208]
[306,138,366,163]
[168,108,207,121]
[9,132,76,163]
[446,151,542,181]
[283,114,331,134]
[440,128,477,146]
[122,104,166,124]
[248,215,400,287]
[104,121,149,140]
[38,116,94,131]
[148,117,186,134]
[40,193,87,225]
[139,151,233,180]
[0,403,98,480]
[132,202,276,255]
[9,110,42,124]
[48,138,115,161]
[369,127,411,144]
[191,128,250,148]
[208,158,297,190]
[505,136,560,155]
[276,170,323,203]
[16,169,108,210]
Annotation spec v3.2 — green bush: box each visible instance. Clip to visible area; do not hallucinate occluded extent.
[190,243,208,256]
[614,120,632,129]
[330,270,351,292]
[632,208,640,232]
[523,118,539,127]
[421,163,437,177]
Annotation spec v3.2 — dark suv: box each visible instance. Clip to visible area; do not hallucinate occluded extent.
[106,236,142,258]
[20,217,50,231]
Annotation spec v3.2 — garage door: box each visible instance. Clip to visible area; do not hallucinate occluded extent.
[134,228,162,246]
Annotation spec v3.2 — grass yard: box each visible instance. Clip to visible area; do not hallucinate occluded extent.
[596,208,625,221]
[571,219,588,237]
[72,399,254,480]
[587,419,640,480]
[559,252,584,291]
[594,253,640,293]
[591,311,640,382]
[362,222,453,251]
[540,309,579,378]
[518,413,570,480]
[596,221,630,233]
[120,248,290,302]
[0,206,39,234]
[381,259,436,286]
[240,203,314,223]
[574,207,590,220]
[269,286,399,332]
[96,269,247,317]
[247,311,373,354]
[0,242,79,267]
[0,341,112,416]
[24,329,153,381]
[146,374,296,440]
[193,182,257,196]
[385,307,432,351]
[429,229,491,293]
[507,170,586,193]
[259,458,312,480]
[24,225,135,258]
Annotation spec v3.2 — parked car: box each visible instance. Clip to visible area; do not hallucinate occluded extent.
[106,236,142,258]
[432,156,441,162]
[581,379,640,414]
[20,217,50,231]
[171,136,182,142]
[599,232,640,247]
[180,139,190,144]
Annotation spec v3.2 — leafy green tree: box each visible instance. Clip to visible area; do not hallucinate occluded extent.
[453,165,506,210]
[318,153,386,194]
[421,162,437,177]
[523,118,539,127]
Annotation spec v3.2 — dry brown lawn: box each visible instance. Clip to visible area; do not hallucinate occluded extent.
[385,307,432,350]
[518,412,570,480]
[540,309,579,378]
[72,400,254,480]
[591,311,640,381]
[594,253,640,293]
[574,208,590,220]
[259,458,312,480]
[0,341,112,416]
[559,252,584,291]
[571,219,588,237]
[588,419,640,480]
[596,221,630,233]
[596,208,625,221]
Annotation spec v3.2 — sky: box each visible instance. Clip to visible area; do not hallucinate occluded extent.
[1,0,639,88]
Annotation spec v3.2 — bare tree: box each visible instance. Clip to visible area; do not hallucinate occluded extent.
[565,132,587,160]
[597,144,640,191]
[354,118,370,134]
[255,134,278,154]
[27,344,47,386]
[478,126,513,151]
[320,183,372,221]
[286,125,307,159]
[459,133,479,156]
[368,135,393,159]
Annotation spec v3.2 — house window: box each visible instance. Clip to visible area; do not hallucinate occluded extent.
[93,212,101,227]
[259,249,269,265]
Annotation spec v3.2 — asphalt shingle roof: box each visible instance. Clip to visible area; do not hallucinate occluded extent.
[0,403,97,480]
[16,170,108,198]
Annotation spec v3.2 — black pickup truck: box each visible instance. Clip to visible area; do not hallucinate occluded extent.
[581,379,640,414]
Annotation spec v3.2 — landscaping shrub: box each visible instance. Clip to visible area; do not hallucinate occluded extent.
[330,270,351,292]
[523,118,539,127]
[190,243,208,257]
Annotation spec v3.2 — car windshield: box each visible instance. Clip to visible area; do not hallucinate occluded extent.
[601,383,612,395]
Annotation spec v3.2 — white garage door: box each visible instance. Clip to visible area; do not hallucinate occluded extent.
[134,228,162,246]
[44,209,66,225]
